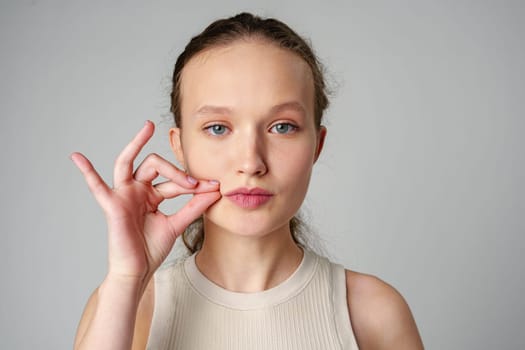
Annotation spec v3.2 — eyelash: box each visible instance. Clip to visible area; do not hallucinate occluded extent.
[204,124,229,136]
[270,123,298,134]
[203,122,299,136]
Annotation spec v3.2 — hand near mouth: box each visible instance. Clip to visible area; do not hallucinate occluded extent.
[71,120,221,286]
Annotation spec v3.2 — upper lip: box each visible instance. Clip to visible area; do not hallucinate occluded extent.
[224,187,273,196]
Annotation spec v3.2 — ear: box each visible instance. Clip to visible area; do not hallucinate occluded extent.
[313,126,327,163]
[169,127,186,170]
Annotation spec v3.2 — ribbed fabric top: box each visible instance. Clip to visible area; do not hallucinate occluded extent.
[146,248,359,349]
[184,248,317,310]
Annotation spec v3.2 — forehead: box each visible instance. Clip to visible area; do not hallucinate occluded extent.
[179,40,315,118]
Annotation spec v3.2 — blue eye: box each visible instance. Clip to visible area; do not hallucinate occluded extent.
[205,124,229,136]
[270,123,297,134]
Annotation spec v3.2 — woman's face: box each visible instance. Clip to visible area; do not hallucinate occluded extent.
[170,40,326,238]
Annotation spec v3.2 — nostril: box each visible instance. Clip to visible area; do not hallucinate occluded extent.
[236,138,267,175]
[237,157,267,176]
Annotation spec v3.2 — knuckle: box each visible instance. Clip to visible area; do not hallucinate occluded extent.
[145,153,161,163]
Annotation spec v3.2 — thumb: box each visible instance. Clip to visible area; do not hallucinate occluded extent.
[166,191,222,239]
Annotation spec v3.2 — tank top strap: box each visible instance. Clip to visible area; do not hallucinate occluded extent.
[329,259,360,349]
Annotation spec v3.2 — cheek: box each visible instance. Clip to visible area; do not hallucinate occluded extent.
[272,141,316,185]
[184,144,226,180]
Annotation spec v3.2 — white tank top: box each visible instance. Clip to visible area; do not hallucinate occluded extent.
[146,248,359,349]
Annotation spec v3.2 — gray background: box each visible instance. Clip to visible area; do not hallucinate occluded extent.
[1,0,523,349]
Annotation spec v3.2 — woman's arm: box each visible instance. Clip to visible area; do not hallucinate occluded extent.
[346,270,424,349]
[74,276,144,350]
[71,121,220,349]
[74,276,154,350]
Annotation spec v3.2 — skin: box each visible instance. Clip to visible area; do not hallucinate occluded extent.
[73,39,423,349]
[71,121,221,350]
[170,40,326,292]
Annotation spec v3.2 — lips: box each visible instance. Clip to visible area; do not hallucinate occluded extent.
[224,187,273,209]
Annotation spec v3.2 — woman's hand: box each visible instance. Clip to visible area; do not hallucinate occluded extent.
[71,120,220,284]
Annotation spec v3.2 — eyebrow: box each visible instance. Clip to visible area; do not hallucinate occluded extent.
[194,101,307,118]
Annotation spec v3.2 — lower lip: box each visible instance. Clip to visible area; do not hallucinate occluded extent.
[226,194,273,209]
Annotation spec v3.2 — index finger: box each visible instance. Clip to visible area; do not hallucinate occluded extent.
[154,179,220,199]
[113,120,155,186]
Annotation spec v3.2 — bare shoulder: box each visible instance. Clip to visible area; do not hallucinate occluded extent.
[345,269,424,349]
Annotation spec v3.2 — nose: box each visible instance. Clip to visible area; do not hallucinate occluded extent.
[236,131,268,177]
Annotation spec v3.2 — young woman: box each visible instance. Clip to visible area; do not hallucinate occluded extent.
[72,13,423,350]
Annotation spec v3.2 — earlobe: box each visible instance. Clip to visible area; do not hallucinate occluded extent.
[314,126,327,163]
[169,127,186,169]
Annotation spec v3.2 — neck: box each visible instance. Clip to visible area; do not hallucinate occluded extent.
[194,220,304,293]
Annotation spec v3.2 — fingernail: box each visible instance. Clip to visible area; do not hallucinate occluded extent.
[186,175,198,185]
[209,180,219,185]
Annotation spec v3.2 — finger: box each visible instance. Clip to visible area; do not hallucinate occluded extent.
[154,180,220,199]
[133,153,198,189]
[70,152,112,205]
[166,191,222,237]
[113,120,155,186]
